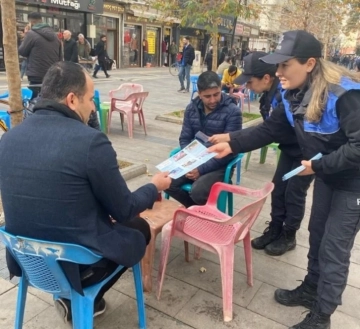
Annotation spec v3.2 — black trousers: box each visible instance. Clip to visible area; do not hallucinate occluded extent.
[271,151,314,231]
[304,177,360,314]
[94,59,108,77]
[79,217,150,303]
[165,168,226,208]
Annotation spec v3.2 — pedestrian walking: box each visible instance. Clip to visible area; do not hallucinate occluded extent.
[93,34,110,79]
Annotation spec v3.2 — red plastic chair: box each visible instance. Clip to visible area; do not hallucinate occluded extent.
[156,181,274,322]
[109,83,144,101]
[108,91,149,138]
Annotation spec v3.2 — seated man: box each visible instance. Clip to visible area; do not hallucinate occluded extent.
[0,61,171,322]
[216,56,231,76]
[221,65,241,93]
[165,71,241,208]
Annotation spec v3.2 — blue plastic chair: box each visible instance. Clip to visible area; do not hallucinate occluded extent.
[164,147,244,216]
[0,227,147,329]
[190,75,199,100]
[0,88,33,101]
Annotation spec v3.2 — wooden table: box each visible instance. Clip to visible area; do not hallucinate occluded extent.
[140,199,181,292]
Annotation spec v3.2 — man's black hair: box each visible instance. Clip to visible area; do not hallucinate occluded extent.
[228,65,237,73]
[41,62,87,101]
[28,12,42,21]
[184,36,190,41]
[197,71,221,92]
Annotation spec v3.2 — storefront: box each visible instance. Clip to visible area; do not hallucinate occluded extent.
[91,2,124,68]
[123,12,172,68]
[0,0,104,70]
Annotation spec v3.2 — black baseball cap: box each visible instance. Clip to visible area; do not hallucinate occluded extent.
[260,30,322,64]
[234,52,276,85]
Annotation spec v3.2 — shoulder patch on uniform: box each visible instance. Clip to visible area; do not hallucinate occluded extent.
[328,84,347,98]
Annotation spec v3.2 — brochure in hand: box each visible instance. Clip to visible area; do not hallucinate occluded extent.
[282,153,323,181]
[156,132,217,179]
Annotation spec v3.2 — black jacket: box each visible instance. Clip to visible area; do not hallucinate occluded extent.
[0,100,158,274]
[19,24,62,79]
[64,38,78,63]
[182,44,195,66]
[95,40,108,60]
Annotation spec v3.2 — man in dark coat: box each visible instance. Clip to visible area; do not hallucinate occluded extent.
[19,12,62,98]
[93,34,110,78]
[178,36,195,93]
[0,61,171,322]
[166,71,241,207]
[63,30,78,63]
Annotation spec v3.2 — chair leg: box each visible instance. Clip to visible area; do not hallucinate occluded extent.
[245,152,251,171]
[219,247,235,322]
[141,230,157,293]
[107,110,112,134]
[259,146,268,164]
[227,192,233,217]
[70,293,94,329]
[236,161,241,185]
[127,113,134,138]
[156,223,173,300]
[276,148,281,164]
[15,276,28,329]
[140,111,147,135]
[243,232,253,287]
[120,113,124,131]
[194,245,202,260]
[133,263,147,329]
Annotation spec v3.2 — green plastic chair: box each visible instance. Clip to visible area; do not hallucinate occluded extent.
[164,147,244,216]
[245,142,281,171]
[94,90,110,133]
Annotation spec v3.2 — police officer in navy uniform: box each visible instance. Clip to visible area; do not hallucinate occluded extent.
[209,30,360,329]
[210,51,314,257]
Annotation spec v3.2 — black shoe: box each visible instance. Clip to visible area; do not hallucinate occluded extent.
[106,75,110,78]
[251,221,282,250]
[265,228,296,256]
[274,280,317,309]
[178,88,185,92]
[54,298,106,322]
[92,75,98,79]
[289,311,331,329]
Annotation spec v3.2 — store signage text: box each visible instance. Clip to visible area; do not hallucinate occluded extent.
[50,0,81,10]
[103,3,124,13]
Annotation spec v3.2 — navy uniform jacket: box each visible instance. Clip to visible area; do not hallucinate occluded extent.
[0,100,158,277]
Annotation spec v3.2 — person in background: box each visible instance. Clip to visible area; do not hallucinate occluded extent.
[178,36,195,93]
[93,34,110,79]
[169,41,178,65]
[142,39,148,67]
[166,71,241,207]
[204,46,213,71]
[221,65,241,93]
[63,30,78,63]
[18,26,30,81]
[217,56,232,76]
[19,12,62,98]
[77,33,91,61]
[162,39,167,67]
[0,61,171,322]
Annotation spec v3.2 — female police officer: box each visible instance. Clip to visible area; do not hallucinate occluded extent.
[209,30,360,329]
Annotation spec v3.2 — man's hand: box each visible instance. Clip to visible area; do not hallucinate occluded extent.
[185,169,200,181]
[208,133,231,144]
[298,160,315,176]
[207,143,233,158]
[151,172,172,191]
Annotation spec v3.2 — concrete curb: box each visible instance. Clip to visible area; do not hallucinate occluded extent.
[155,114,263,128]
[120,163,147,181]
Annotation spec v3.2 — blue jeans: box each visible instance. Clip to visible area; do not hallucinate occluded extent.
[178,64,191,90]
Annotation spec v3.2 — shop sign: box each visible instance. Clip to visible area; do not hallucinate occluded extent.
[103,2,124,13]
[20,0,104,13]
[235,23,243,36]
[251,28,259,37]
[146,29,156,55]
[243,26,251,37]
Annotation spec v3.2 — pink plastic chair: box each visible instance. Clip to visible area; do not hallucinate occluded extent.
[157,181,274,322]
[108,91,149,138]
[231,88,251,112]
[109,83,144,101]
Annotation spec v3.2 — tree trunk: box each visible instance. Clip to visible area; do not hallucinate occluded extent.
[1,0,23,127]
[211,30,218,73]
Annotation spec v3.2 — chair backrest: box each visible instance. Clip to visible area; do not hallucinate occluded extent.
[190,76,198,92]
[124,91,149,113]
[207,182,274,240]
[21,88,33,102]
[94,89,101,112]
[109,83,144,100]
[0,227,102,295]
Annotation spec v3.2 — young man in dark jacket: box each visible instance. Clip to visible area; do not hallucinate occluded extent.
[93,34,110,78]
[178,36,195,93]
[210,52,313,256]
[0,61,171,322]
[166,71,241,207]
[19,12,62,97]
[63,30,78,63]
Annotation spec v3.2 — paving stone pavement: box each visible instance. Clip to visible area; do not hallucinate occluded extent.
[0,68,360,328]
